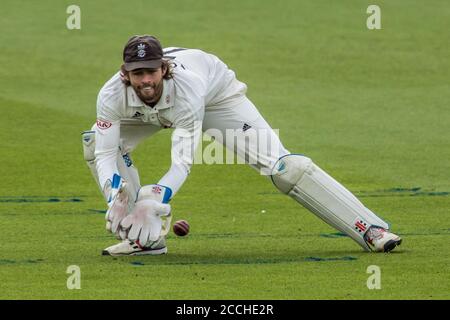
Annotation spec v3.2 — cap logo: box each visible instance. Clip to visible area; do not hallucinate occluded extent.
[137,43,146,58]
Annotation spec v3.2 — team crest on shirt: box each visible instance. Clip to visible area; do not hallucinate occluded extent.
[137,44,146,58]
[96,119,112,130]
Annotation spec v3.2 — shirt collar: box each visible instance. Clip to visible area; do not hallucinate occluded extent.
[126,78,174,110]
[126,85,144,107]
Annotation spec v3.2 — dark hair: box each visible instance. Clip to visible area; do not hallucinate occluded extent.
[120,59,173,85]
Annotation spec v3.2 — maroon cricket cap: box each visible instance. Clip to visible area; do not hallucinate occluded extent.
[123,35,163,71]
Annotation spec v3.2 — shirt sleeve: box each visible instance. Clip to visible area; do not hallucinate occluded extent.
[95,94,122,192]
[158,106,204,195]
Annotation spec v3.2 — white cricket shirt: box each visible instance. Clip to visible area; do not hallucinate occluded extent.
[95,48,247,196]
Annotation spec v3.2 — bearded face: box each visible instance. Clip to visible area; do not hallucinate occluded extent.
[127,67,166,106]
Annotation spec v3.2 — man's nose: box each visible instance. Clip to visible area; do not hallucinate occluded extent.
[141,73,153,83]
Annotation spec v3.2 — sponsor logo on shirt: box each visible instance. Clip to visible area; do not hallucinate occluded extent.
[96,119,112,130]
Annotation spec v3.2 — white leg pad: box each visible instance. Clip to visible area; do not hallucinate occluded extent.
[82,131,101,193]
[116,153,141,204]
[272,155,389,251]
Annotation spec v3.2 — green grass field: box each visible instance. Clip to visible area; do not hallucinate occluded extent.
[1,0,449,300]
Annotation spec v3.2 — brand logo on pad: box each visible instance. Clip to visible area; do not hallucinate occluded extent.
[277,161,286,172]
[122,154,132,167]
[354,219,368,233]
[96,119,112,130]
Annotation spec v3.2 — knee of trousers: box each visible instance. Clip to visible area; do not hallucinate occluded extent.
[82,130,96,162]
[270,154,313,194]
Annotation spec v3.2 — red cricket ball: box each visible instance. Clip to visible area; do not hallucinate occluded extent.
[173,220,190,236]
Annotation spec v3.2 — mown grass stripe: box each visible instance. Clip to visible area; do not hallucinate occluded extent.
[129,256,358,266]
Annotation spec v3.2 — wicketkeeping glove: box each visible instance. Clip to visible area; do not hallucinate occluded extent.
[119,184,172,246]
[104,174,132,239]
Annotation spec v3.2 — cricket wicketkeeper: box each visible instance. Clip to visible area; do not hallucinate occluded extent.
[82,35,402,256]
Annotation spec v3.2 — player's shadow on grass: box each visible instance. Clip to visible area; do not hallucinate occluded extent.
[122,249,396,266]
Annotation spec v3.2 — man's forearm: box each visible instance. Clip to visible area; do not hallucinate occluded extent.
[157,163,189,196]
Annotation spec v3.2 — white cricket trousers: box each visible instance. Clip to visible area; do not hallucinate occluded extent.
[119,95,290,176]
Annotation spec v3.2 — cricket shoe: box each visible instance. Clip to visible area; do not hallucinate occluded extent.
[364,226,402,252]
[102,237,167,256]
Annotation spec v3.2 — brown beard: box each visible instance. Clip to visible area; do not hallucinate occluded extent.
[135,81,164,106]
